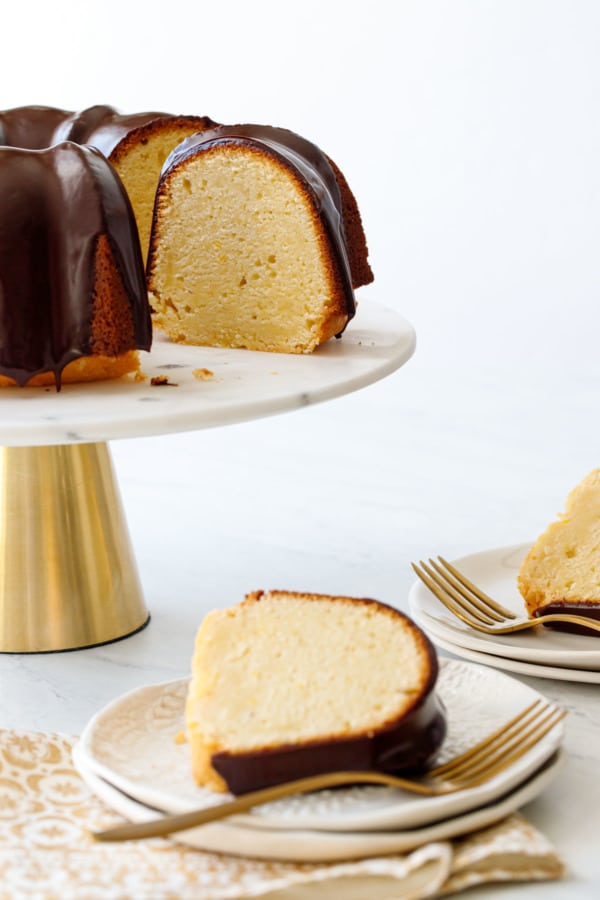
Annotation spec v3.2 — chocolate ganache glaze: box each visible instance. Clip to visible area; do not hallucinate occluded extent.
[49,105,170,158]
[212,692,446,796]
[533,601,600,636]
[0,106,71,150]
[0,104,168,158]
[159,124,358,329]
[0,105,217,161]
[0,143,150,387]
[210,623,446,796]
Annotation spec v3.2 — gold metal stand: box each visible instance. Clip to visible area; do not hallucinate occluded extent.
[0,442,149,652]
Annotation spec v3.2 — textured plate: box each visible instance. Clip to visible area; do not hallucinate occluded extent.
[0,301,414,446]
[76,659,564,833]
[409,544,600,670]
[73,744,564,862]
[431,635,600,684]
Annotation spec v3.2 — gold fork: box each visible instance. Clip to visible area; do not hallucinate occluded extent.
[412,557,600,635]
[94,699,565,842]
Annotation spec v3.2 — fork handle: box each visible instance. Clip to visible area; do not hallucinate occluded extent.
[92,770,441,843]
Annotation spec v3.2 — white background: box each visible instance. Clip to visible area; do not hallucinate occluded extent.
[2,3,600,894]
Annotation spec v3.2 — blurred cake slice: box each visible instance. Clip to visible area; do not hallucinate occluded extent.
[186,590,446,794]
[519,469,600,634]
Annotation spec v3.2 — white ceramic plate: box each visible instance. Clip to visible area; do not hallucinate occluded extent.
[76,659,564,834]
[409,544,600,670]
[0,301,415,446]
[73,743,565,862]
[433,635,600,684]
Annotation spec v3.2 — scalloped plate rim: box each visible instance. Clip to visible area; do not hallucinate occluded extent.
[73,742,565,862]
[429,634,600,683]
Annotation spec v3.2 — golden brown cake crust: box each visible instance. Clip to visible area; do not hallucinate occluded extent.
[90,234,137,356]
[107,115,218,166]
[326,155,374,289]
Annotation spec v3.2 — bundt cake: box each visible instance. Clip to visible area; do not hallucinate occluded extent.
[0,109,374,374]
[147,124,374,354]
[185,590,446,795]
[519,469,600,635]
[0,142,151,388]
[0,105,217,261]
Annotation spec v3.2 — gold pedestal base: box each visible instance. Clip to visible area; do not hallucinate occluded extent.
[0,442,149,652]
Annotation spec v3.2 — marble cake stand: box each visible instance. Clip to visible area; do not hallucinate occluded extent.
[0,301,415,652]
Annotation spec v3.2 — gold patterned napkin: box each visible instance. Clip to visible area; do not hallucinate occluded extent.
[0,730,563,899]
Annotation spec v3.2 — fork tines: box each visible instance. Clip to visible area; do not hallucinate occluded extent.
[429,698,565,783]
[412,557,516,626]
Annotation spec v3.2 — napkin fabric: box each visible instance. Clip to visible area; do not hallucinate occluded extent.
[0,729,563,899]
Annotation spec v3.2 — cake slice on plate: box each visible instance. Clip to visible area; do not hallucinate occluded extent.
[519,469,600,633]
[186,589,446,794]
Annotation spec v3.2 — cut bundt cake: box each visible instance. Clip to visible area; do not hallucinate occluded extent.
[185,590,446,794]
[519,469,600,634]
[0,105,217,262]
[147,124,374,354]
[0,142,151,388]
[0,109,374,375]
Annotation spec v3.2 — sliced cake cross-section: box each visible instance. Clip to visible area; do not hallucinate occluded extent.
[148,125,373,354]
[186,590,446,794]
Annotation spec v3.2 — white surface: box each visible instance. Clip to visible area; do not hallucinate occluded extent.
[0,303,413,446]
[409,544,600,670]
[73,744,565,863]
[427,635,600,686]
[2,1,600,895]
[75,660,563,833]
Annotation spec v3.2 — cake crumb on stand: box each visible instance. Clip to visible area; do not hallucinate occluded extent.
[150,375,178,386]
[192,368,214,380]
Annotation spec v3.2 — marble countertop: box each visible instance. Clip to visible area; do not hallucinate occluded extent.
[1,333,599,897]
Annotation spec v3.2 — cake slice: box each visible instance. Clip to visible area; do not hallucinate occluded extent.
[186,590,446,794]
[518,469,600,634]
[102,115,217,262]
[147,125,373,354]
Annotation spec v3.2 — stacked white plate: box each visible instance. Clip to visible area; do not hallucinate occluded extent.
[409,543,600,684]
[74,659,565,862]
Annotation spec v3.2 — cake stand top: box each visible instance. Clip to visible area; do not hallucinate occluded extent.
[0,301,415,447]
